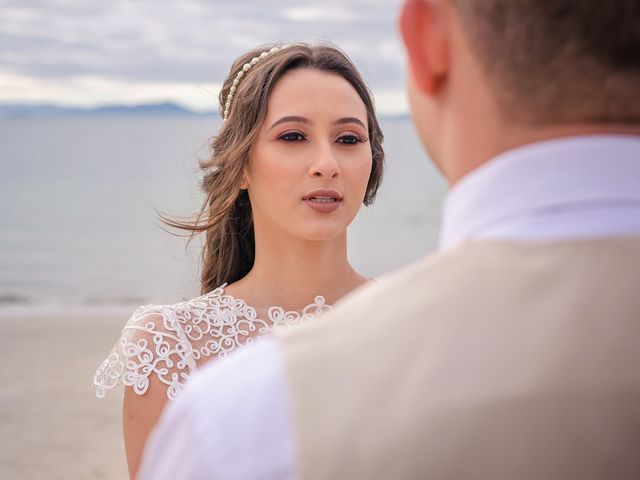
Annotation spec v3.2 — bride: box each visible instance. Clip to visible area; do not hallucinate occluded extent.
[93,42,385,478]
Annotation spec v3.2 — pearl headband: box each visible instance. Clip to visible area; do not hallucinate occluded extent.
[223,45,290,123]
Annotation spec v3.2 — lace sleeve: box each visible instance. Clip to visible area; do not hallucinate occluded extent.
[93,304,197,400]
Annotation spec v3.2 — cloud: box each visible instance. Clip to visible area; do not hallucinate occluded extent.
[0,71,221,111]
[282,6,359,23]
[0,0,408,113]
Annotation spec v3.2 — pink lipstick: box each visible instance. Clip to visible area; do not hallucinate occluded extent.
[302,189,342,213]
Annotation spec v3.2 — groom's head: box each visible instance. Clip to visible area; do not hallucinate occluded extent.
[399,0,640,183]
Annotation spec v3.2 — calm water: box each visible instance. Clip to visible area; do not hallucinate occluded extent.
[0,116,446,310]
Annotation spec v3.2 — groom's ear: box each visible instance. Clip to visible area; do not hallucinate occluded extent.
[399,0,450,96]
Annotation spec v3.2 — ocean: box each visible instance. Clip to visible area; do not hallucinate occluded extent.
[0,116,446,311]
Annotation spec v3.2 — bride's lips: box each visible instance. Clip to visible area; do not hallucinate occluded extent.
[302,189,343,213]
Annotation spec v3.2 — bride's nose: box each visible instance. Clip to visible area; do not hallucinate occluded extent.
[309,143,340,178]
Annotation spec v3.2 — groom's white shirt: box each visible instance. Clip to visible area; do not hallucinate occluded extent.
[138,135,640,480]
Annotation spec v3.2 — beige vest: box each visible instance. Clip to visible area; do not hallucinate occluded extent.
[280,238,640,480]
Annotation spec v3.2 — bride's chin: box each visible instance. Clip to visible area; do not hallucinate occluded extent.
[294,225,348,243]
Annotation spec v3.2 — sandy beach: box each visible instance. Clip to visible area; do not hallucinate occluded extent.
[1,309,133,479]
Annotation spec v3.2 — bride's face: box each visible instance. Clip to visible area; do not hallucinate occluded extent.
[244,68,373,242]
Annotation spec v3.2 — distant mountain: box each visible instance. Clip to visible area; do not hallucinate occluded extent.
[381,112,411,122]
[0,101,410,121]
[0,102,217,118]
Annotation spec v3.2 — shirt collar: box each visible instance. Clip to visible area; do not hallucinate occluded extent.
[439,135,640,249]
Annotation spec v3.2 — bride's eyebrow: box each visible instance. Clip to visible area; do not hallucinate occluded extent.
[268,116,367,131]
[334,117,366,130]
[268,116,310,131]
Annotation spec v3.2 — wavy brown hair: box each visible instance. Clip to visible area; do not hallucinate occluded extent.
[164,43,385,294]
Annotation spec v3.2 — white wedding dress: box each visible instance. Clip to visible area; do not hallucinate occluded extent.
[93,283,332,400]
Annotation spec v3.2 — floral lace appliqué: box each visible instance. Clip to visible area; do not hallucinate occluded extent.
[93,285,331,400]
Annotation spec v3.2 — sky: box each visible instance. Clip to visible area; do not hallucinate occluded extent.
[0,0,409,115]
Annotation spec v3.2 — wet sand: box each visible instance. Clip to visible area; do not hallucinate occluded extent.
[1,310,132,479]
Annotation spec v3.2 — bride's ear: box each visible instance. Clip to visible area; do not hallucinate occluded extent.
[239,175,248,190]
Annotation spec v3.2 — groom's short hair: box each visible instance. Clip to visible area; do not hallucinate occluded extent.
[451,0,640,125]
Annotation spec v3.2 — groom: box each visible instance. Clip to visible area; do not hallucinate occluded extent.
[140,0,640,478]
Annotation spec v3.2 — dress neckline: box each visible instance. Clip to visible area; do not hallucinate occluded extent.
[94,282,333,401]
[208,282,330,315]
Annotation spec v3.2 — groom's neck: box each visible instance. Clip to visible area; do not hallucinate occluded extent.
[443,119,640,187]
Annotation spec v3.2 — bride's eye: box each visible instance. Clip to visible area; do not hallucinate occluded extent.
[279,131,306,142]
[337,133,367,145]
